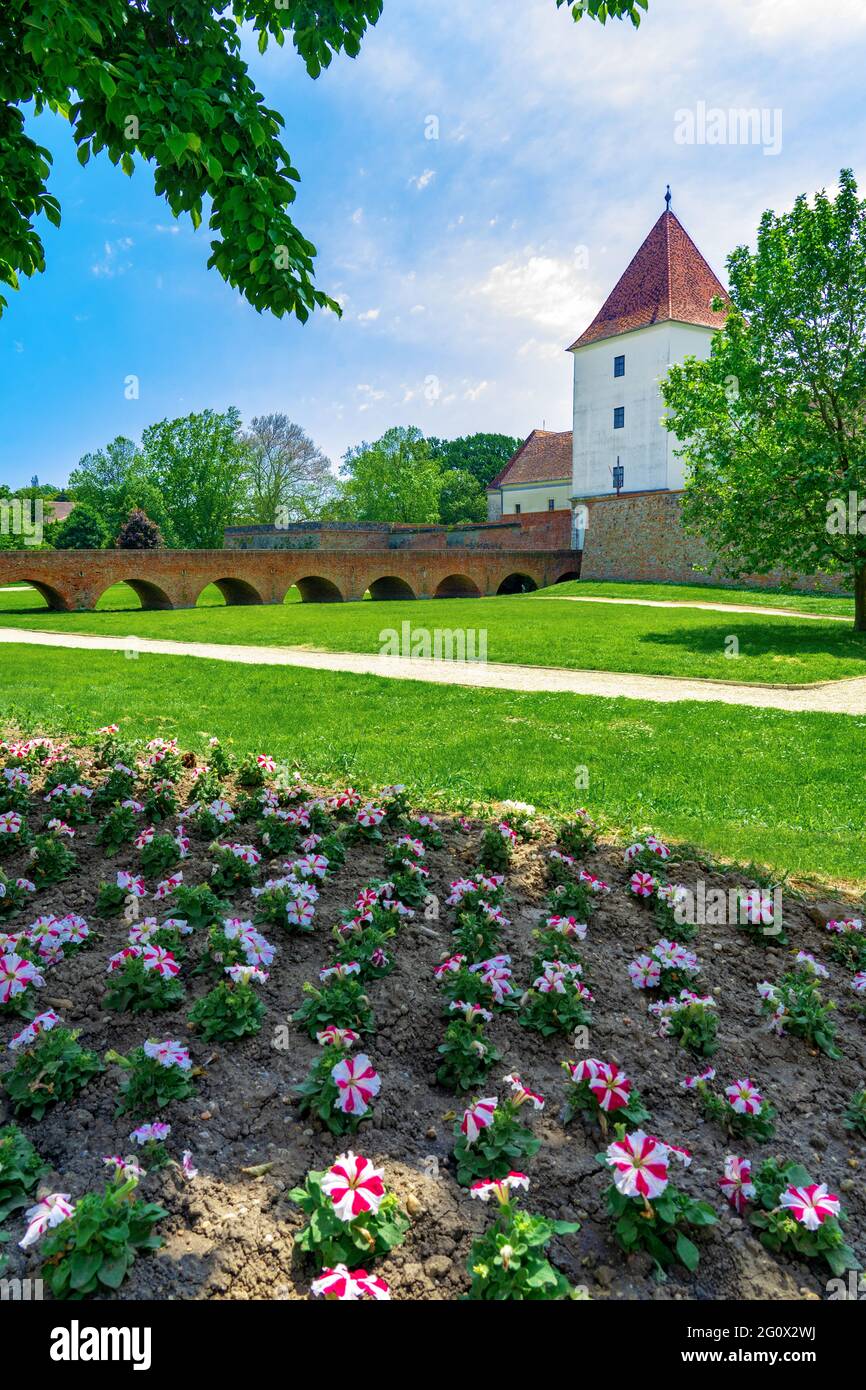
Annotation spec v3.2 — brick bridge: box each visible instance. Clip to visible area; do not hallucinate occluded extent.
[0,548,580,610]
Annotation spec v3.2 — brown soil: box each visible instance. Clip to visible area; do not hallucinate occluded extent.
[1,739,864,1302]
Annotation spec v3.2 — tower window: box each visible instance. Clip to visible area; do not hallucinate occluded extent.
[548,498,555,510]
[614,354,625,378]
[613,407,625,429]
[514,504,521,514]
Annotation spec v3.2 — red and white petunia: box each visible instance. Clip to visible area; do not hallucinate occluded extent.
[503,1072,544,1110]
[588,1062,632,1113]
[311,1264,391,1301]
[725,1078,763,1116]
[739,889,777,926]
[182,1150,198,1179]
[645,835,671,858]
[108,946,142,972]
[629,871,656,898]
[257,754,277,773]
[579,869,610,894]
[546,915,587,940]
[224,964,268,985]
[449,1000,493,1023]
[331,1055,381,1116]
[652,939,699,973]
[0,811,22,835]
[604,1130,670,1200]
[320,961,360,982]
[103,1154,146,1181]
[286,897,316,929]
[0,952,45,1004]
[356,805,386,829]
[795,950,829,979]
[130,1122,171,1145]
[779,1183,841,1231]
[681,1066,716,1090]
[826,917,863,935]
[718,1154,755,1214]
[117,870,147,897]
[153,872,183,900]
[18,1193,74,1249]
[852,972,866,995]
[470,1172,530,1204]
[461,1097,497,1145]
[143,1038,192,1070]
[435,953,467,978]
[142,945,180,978]
[316,1025,359,1048]
[7,1009,61,1051]
[567,1057,604,1085]
[628,954,661,989]
[321,1151,386,1221]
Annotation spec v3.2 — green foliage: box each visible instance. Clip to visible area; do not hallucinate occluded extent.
[466,1195,581,1300]
[170,882,231,929]
[661,169,866,627]
[478,825,514,874]
[436,1018,501,1091]
[438,469,487,525]
[428,433,523,488]
[333,426,444,524]
[558,0,647,24]
[2,1027,104,1120]
[66,438,175,544]
[96,804,138,853]
[0,1123,48,1221]
[289,1166,409,1267]
[103,955,185,1014]
[749,1158,860,1277]
[667,999,719,1057]
[40,1177,166,1298]
[694,1080,776,1143]
[453,1101,541,1187]
[29,831,77,884]
[760,970,840,1058]
[140,832,182,878]
[601,1172,717,1274]
[518,976,592,1038]
[293,976,375,1039]
[843,1087,866,1136]
[294,1045,363,1134]
[187,975,265,1042]
[51,502,107,550]
[109,1045,196,1118]
[139,409,249,548]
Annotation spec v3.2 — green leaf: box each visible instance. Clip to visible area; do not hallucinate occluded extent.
[70,1250,102,1289]
[675,1233,700,1272]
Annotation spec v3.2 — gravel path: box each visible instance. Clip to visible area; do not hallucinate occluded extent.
[3,625,865,714]
[537,594,852,621]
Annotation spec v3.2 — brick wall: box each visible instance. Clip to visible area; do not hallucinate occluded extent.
[580,491,848,594]
[224,510,573,554]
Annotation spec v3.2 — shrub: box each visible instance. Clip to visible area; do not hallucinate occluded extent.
[289,1153,409,1267]
[466,1174,581,1301]
[2,1025,103,1120]
[39,1172,166,1298]
[115,507,163,549]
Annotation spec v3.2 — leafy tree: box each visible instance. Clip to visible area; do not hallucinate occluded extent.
[116,507,163,549]
[139,408,248,548]
[334,426,443,524]
[661,169,866,631]
[439,469,487,525]
[52,501,107,549]
[240,413,335,524]
[428,433,522,489]
[1,1,645,319]
[67,437,175,543]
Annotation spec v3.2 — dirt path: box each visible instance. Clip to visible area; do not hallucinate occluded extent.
[537,594,852,622]
[3,625,866,714]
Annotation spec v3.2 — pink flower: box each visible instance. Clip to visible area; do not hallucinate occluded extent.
[321,1151,386,1221]
[629,954,661,989]
[546,916,587,940]
[182,1150,198,1179]
[153,872,183,900]
[629,871,656,898]
[718,1155,754,1214]
[316,1025,359,1048]
[434,953,466,978]
[142,945,180,978]
[588,1062,632,1113]
[18,1193,74,1249]
[470,1172,530,1204]
[725,1078,763,1116]
[461,1097,497,1145]
[779,1184,841,1231]
[117,870,146,897]
[449,1000,493,1023]
[257,754,277,773]
[0,953,45,1004]
[311,1264,390,1300]
[605,1130,669,1200]
[739,889,777,926]
[567,1057,604,1084]
[795,951,829,979]
[579,869,610,893]
[143,1038,191,1070]
[225,964,268,985]
[356,805,385,828]
[8,1009,61,1051]
[331,1055,381,1116]
[852,972,866,995]
[320,961,359,982]
[130,1122,171,1145]
[503,1072,544,1110]
[0,811,22,835]
[681,1067,715,1090]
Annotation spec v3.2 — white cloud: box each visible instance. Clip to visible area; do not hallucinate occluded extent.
[357,307,381,323]
[476,249,597,335]
[409,169,436,191]
[90,237,134,278]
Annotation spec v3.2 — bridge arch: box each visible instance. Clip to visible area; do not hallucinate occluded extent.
[9,579,70,612]
[434,573,482,600]
[96,578,174,611]
[367,575,417,601]
[555,570,581,584]
[496,571,538,595]
[206,577,264,606]
[295,575,344,604]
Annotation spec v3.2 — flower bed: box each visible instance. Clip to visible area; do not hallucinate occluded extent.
[0,731,863,1301]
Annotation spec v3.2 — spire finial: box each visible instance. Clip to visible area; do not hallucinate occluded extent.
[665,184,672,212]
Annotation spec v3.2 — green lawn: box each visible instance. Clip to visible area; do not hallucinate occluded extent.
[0,641,863,889]
[1,580,864,686]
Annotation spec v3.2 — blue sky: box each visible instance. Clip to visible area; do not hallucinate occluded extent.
[2,0,866,489]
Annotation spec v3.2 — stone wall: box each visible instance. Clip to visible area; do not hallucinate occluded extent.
[579,491,849,595]
[225,510,573,554]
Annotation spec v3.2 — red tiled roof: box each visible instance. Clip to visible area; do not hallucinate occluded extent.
[486,429,572,490]
[568,210,729,350]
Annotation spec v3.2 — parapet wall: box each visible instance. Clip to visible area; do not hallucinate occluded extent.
[224,509,573,553]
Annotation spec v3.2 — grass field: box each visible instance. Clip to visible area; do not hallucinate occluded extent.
[1,579,864,686]
[1,640,863,888]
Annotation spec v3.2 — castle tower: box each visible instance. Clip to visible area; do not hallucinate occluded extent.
[568,192,728,504]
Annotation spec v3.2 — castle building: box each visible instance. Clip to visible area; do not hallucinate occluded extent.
[487,192,729,544]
